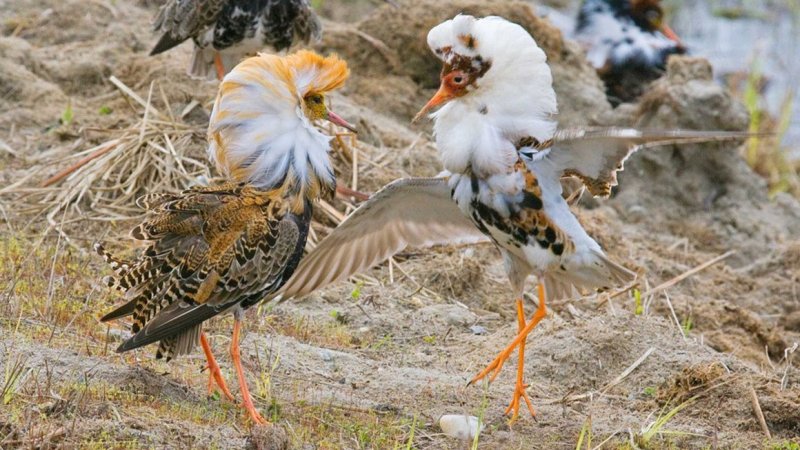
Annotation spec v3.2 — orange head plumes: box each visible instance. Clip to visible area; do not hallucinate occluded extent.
[207,51,355,200]
[284,50,350,97]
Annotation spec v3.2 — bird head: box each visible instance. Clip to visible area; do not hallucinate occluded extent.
[414,15,558,175]
[628,0,682,43]
[208,50,355,201]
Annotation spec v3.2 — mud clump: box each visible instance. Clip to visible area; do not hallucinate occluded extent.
[656,363,727,405]
[247,424,289,450]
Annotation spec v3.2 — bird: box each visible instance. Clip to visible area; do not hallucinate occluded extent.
[274,15,754,422]
[150,0,321,80]
[573,0,686,104]
[95,50,356,424]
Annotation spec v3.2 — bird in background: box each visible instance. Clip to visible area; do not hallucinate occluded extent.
[95,50,356,424]
[573,0,686,104]
[150,0,321,80]
[275,15,753,422]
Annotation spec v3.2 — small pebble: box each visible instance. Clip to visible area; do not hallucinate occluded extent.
[318,349,333,362]
[469,325,488,335]
[439,415,483,440]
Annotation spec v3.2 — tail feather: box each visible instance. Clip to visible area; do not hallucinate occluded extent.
[155,324,202,361]
[188,46,217,80]
[595,251,637,286]
[188,48,244,80]
[543,274,577,301]
[544,251,637,301]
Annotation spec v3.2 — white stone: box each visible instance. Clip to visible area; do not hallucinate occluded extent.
[439,415,483,440]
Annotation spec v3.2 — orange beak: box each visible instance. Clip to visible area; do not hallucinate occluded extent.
[412,84,456,123]
[660,23,681,43]
[326,110,357,133]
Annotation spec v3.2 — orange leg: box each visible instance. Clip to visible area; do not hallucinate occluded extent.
[213,52,226,81]
[200,332,235,401]
[504,298,536,423]
[231,318,269,425]
[470,283,547,386]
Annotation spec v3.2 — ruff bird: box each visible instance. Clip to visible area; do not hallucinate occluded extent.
[95,50,355,424]
[150,0,321,80]
[274,15,753,422]
[574,0,685,103]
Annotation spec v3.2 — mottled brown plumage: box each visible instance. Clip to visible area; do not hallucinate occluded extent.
[95,51,354,424]
[96,183,306,360]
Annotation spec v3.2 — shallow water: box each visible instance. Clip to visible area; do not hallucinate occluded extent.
[538,0,800,154]
[669,0,800,152]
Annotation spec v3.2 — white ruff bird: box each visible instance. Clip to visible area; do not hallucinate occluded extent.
[151,0,321,80]
[574,0,685,103]
[95,50,355,424]
[275,16,752,421]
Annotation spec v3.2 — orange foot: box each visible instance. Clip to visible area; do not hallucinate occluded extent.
[241,390,269,425]
[504,380,536,423]
[504,297,536,424]
[200,332,235,401]
[470,284,547,423]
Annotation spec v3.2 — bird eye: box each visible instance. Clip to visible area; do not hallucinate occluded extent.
[314,96,322,104]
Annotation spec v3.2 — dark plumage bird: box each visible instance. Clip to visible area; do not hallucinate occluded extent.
[150,0,321,80]
[574,0,686,104]
[96,51,355,424]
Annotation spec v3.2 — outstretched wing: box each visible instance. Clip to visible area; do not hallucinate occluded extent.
[534,128,755,197]
[276,178,485,300]
[150,0,227,55]
[96,183,306,359]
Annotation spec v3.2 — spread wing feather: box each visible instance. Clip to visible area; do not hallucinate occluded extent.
[276,178,486,300]
[539,128,756,196]
[150,0,227,55]
[96,183,303,359]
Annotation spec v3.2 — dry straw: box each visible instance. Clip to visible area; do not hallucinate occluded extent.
[1,77,209,228]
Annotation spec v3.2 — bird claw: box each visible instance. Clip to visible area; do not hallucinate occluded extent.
[245,402,270,425]
[504,382,536,424]
[206,365,235,402]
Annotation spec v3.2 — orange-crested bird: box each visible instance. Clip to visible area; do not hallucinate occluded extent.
[95,50,356,424]
[274,15,753,422]
[150,0,321,80]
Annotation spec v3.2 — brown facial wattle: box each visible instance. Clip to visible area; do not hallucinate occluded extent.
[440,53,492,88]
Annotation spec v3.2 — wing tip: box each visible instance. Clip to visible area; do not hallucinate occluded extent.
[116,340,133,353]
[150,32,185,56]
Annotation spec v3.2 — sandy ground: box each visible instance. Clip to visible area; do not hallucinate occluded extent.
[1,0,799,448]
